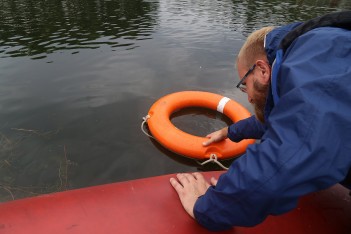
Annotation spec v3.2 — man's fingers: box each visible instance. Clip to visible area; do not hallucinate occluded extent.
[182,173,198,183]
[171,173,211,192]
[170,173,210,219]
[202,138,214,146]
[176,173,197,186]
[203,133,215,146]
[176,173,190,184]
[192,172,205,181]
[170,178,184,193]
[172,173,205,188]
[203,128,227,146]
[193,172,211,189]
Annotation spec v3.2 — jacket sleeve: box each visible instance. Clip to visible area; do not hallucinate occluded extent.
[193,27,351,231]
[227,115,266,142]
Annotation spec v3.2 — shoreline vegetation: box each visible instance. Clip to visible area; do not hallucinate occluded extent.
[0,128,69,202]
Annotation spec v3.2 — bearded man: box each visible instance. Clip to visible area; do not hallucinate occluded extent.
[170,11,351,231]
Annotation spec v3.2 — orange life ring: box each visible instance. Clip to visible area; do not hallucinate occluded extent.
[146,91,255,160]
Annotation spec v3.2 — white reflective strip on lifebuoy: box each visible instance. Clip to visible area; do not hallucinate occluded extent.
[217,97,230,113]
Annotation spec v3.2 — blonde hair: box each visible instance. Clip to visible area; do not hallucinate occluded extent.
[238,26,275,69]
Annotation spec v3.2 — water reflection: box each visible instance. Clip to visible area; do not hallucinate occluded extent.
[1,0,350,59]
[171,107,232,137]
[229,0,351,35]
[0,0,158,58]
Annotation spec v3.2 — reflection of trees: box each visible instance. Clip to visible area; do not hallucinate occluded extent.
[230,0,349,35]
[0,0,159,58]
[158,0,349,39]
[0,0,349,58]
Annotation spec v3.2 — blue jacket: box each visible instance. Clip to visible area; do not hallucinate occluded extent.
[194,13,351,231]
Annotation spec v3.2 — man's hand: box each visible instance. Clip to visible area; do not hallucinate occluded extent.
[170,173,218,218]
[202,127,228,146]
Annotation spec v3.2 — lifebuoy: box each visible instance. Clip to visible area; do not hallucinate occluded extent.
[145,91,255,160]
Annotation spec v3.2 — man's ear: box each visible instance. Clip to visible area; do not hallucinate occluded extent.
[255,60,271,85]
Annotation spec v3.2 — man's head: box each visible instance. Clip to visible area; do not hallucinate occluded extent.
[236,26,275,123]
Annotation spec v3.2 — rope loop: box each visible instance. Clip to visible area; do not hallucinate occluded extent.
[142,114,228,170]
[197,153,229,170]
[141,115,154,139]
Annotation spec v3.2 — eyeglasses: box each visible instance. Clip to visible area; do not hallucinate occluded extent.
[236,64,256,93]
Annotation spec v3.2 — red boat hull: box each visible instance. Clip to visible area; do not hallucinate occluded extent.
[0,171,350,234]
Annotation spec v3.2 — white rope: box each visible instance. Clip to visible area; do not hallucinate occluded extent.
[141,115,155,139]
[142,115,228,170]
[197,154,229,170]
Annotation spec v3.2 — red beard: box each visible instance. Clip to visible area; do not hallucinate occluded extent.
[252,79,269,123]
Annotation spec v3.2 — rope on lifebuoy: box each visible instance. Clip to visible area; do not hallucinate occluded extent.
[142,115,228,169]
[141,115,154,139]
[197,154,229,170]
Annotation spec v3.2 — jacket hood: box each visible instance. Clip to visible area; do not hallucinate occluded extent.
[264,22,301,65]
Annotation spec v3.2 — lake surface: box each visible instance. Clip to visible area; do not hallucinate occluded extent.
[1,0,350,201]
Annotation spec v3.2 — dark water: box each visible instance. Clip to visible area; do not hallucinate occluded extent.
[0,0,350,201]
